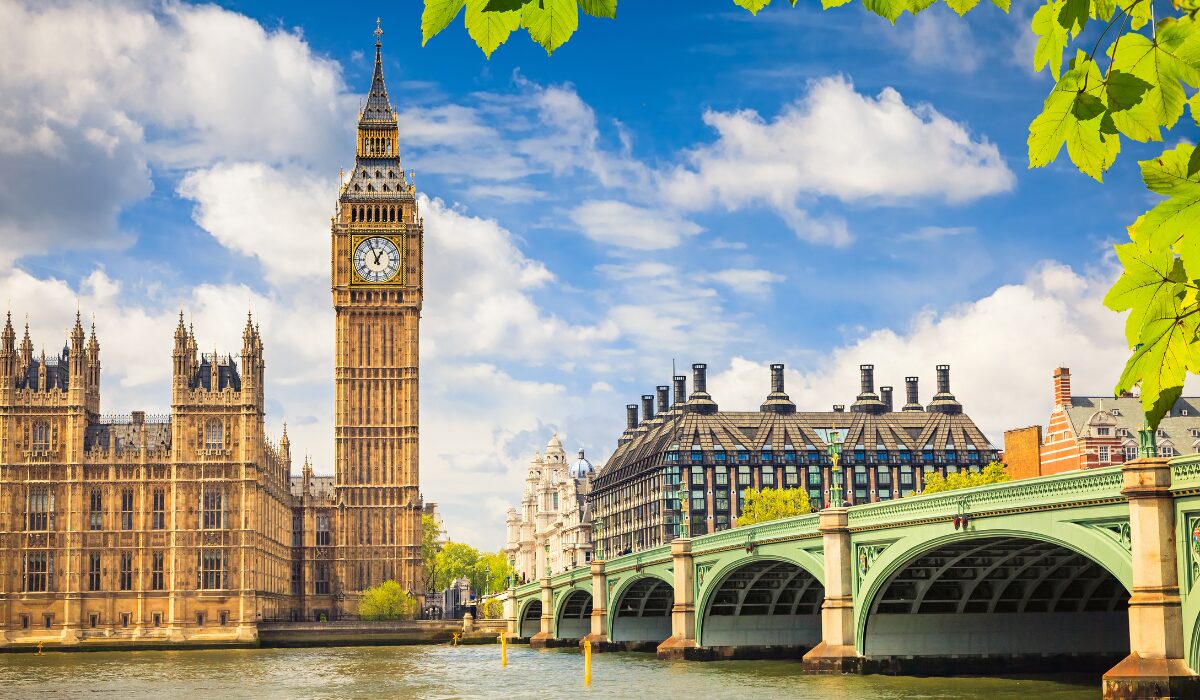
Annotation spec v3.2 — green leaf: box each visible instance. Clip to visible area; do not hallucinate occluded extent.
[521,0,579,55]
[578,0,618,18]
[1109,18,1200,135]
[1028,52,1120,181]
[1190,92,1200,125]
[421,0,467,45]
[990,0,1011,11]
[908,0,938,13]
[1057,0,1088,34]
[1103,69,1153,112]
[822,0,854,8]
[1104,238,1188,346]
[1032,0,1070,79]
[1114,294,1198,429]
[862,0,907,23]
[733,0,773,13]
[1116,0,1150,30]
[1139,144,1200,266]
[946,0,981,15]
[465,0,521,57]
[1090,0,1116,20]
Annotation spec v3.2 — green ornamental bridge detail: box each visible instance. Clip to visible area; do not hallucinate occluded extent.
[505,457,1200,697]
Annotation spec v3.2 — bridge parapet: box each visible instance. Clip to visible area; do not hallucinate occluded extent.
[1171,454,1200,492]
[692,512,820,555]
[846,464,1125,530]
[602,545,671,575]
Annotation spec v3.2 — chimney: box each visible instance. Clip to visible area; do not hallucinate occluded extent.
[131,410,145,425]
[903,376,924,412]
[656,385,670,415]
[880,386,894,412]
[833,404,845,412]
[851,363,885,414]
[626,404,639,430]
[1053,367,1071,406]
[760,363,796,414]
[686,363,718,414]
[641,394,655,425]
[673,375,687,406]
[927,364,962,414]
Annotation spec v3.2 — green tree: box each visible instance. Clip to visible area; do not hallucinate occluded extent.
[358,580,417,620]
[421,514,444,593]
[433,541,482,591]
[919,461,1011,494]
[479,597,505,619]
[422,1,1200,432]
[470,550,514,595]
[736,487,812,527]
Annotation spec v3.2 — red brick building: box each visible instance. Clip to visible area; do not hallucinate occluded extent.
[1006,367,1200,477]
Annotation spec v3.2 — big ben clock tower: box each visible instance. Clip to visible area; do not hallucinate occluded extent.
[332,21,422,600]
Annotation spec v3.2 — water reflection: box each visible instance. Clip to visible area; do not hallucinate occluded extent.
[0,645,1097,699]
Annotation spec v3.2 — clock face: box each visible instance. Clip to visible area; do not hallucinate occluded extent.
[353,236,402,283]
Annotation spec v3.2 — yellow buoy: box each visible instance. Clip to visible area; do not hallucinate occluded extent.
[452,632,460,647]
[500,634,508,667]
[36,641,44,656]
[583,639,592,686]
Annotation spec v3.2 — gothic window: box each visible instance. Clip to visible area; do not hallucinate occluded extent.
[151,552,164,591]
[354,184,361,192]
[375,170,381,178]
[367,184,375,192]
[382,184,389,192]
[119,553,133,591]
[24,552,49,592]
[197,549,226,590]
[204,419,223,451]
[388,170,395,179]
[87,553,101,591]
[27,486,52,531]
[362,137,369,153]
[32,421,50,451]
[120,488,134,530]
[151,489,165,530]
[316,513,330,546]
[315,563,329,595]
[89,489,103,531]
[202,489,224,529]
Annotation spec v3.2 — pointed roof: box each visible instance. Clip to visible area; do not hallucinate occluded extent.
[361,18,395,125]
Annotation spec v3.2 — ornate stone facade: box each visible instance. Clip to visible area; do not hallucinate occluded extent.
[331,25,423,600]
[0,313,295,646]
[505,434,595,583]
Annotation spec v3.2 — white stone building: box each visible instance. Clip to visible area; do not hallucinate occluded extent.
[505,434,595,584]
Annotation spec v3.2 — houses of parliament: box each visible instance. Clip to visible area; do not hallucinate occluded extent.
[0,28,423,647]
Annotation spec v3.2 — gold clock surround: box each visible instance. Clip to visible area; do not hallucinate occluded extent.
[349,233,406,286]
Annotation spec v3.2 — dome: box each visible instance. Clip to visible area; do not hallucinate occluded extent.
[569,448,594,479]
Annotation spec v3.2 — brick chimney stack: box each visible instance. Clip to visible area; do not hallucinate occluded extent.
[1054,367,1071,407]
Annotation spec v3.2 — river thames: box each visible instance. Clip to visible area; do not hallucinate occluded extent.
[0,644,1100,698]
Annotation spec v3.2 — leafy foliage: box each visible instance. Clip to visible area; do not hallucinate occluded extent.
[419,0,1200,431]
[919,461,1011,494]
[420,514,444,592]
[479,597,505,619]
[431,541,515,595]
[736,487,812,527]
[358,580,417,620]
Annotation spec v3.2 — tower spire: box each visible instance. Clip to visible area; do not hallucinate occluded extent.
[362,18,394,124]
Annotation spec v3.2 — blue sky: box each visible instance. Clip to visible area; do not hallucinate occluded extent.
[0,0,1171,548]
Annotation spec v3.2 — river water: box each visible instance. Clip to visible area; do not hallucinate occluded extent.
[0,644,1099,698]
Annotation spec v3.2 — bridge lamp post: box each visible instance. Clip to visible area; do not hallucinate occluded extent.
[676,477,689,538]
[827,430,846,508]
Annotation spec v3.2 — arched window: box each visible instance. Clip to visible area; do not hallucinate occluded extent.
[32,421,49,451]
[367,184,374,192]
[204,419,224,451]
[375,171,381,178]
[362,137,369,153]
[388,171,395,179]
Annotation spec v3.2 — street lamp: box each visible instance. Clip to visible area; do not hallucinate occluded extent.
[676,476,689,538]
[827,429,846,508]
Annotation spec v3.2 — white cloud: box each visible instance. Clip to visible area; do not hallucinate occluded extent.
[178,163,337,285]
[0,0,353,256]
[902,225,977,242]
[659,76,1014,242]
[569,200,704,250]
[707,261,1133,445]
[706,268,785,297]
[895,9,984,74]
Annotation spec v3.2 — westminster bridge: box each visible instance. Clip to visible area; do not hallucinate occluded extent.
[503,457,1200,698]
